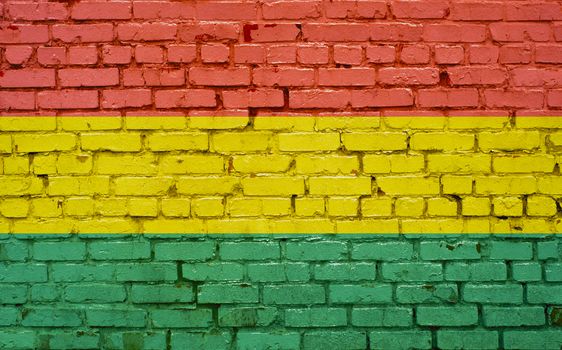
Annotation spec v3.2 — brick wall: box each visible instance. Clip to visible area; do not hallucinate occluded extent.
[1,0,562,349]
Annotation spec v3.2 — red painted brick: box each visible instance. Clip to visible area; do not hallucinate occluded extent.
[319,68,375,86]
[435,45,464,65]
[325,1,387,19]
[297,45,329,65]
[401,45,430,64]
[59,68,119,87]
[418,89,479,108]
[37,47,67,66]
[352,89,414,107]
[71,1,131,20]
[378,68,439,85]
[234,45,265,64]
[334,45,363,65]
[290,90,351,109]
[253,67,315,87]
[447,67,506,86]
[555,24,562,41]
[371,23,423,42]
[4,46,33,65]
[484,90,544,109]
[0,69,55,88]
[101,89,152,109]
[424,24,487,42]
[123,69,185,87]
[366,46,396,63]
[547,90,562,108]
[267,45,297,64]
[38,90,99,109]
[499,45,532,64]
[222,89,284,108]
[167,45,197,63]
[155,90,216,108]
[505,2,562,21]
[468,46,499,64]
[243,24,300,43]
[68,47,98,65]
[135,46,164,64]
[117,23,177,41]
[195,2,257,20]
[511,68,562,88]
[133,1,195,19]
[303,24,371,42]
[490,23,551,42]
[7,2,67,20]
[262,1,321,19]
[449,1,503,21]
[536,45,562,63]
[201,44,230,63]
[0,25,49,44]
[52,24,114,43]
[0,91,35,110]
[179,23,239,42]
[102,46,132,65]
[392,0,449,19]
[189,68,250,86]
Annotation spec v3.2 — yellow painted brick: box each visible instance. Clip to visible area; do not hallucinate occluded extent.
[32,155,57,175]
[442,176,473,195]
[493,197,523,217]
[81,133,141,152]
[516,117,562,129]
[537,176,562,195]
[76,219,138,234]
[0,198,29,218]
[309,177,371,195]
[363,155,424,174]
[160,155,224,174]
[295,198,325,216]
[0,117,56,131]
[229,198,291,217]
[3,156,29,174]
[57,154,92,174]
[254,117,315,131]
[278,133,340,151]
[316,116,380,130]
[13,219,74,234]
[177,177,239,195]
[148,132,208,151]
[295,155,359,174]
[462,197,490,216]
[479,131,541,152]
[342,132,407,151]
[192,197,224,217]
[427,198,457,217]
[361,198,392,217]
[411,132,474,151]
[95,198,128,217]
[232,155,292,173]
[336,219,399,233]
[527,196,557,217]
[242,177,305,196]
[268,219,335,233]
[427,154,491,173]
[475,176,536,195]
[448,116,509,129]
[97,154,157,175]
[31,198,63,217]
[60,116,122,130]
[262,198,292,216]
[328,197,358,217]
[402,219,464,233]
[395,197,424,217]
[463,218,491,233]
[128,198,158,217]
[125,116,186,130]
[161,198,191,217]
[0,177,43,196]
[14,134,76,153]
[0,219,9,233]
[384,116,446,129]
[207,219,270,233]
[114,177,173,196]
[492,218,553,234]
[493,155,556,173]
[0,135,11,153]
[549,133,562,147]
[377,176,439,195]
[212,132,271,152]
[143,219,205,234]
[64,198,94,217]
[189,116,249,129]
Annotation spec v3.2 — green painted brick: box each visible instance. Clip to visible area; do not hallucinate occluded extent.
[151,309,213,328]
[420,241,481,260]
[171,331,232,350]
[548,306,562,326]
[89,241,151,260]
[0,240,28,261]
[0,285,27,304]
[351,307,412,327]
[64,284,126,303]
[115,263,177,282]
[154,242,215,261]
[437,330,498,350]
[45,331,100,350]
[545,263,562,281]
[30,284,60,302]
[504,331,562,349]
[396,284,458,304]
[220,242,280,260]
[285,308,347,327]
[0,331,36,349]
[314,262,375,281]
[351,242,413,261]
[463,284,523,304]
[370,331,432,350]
[537,241,559,260]
[248,263,310,282]
[0,263,47,282]
[218,307,277,327]
[263,285,325,305]
[483,306,545,327]
[33,242,86,261]
[0,307,19,326]
[489,241,532,260]
[527,284,562,304]
[416,306,478,326]
[183,262,244,281]
[382,262,443,282]
[236,331,300,350]
[51,263,116,282]
[286,241,347,261]
[199,284,259,304]
[329,284,392,304]
[21,308,82,327]
[512,262,542,281]
[445,262,507,281]
[303,331,366,350]
[86,307,146,327]
[105,331,167,350]
[131,284,194,303]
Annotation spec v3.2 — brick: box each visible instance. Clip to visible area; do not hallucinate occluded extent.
[329,284,393,304]
[319,68,375,86]
[154,242,215,261]
[464,284,523,304]
[248,263,310,282]
[333,45,363,65]
[304,331,366,349]
[53,24,114,43]
[285,308,347,327]
[418,88,479,108]
[199,284,258,303]
[484,306,545,327]
[417,306,478,326]
[370,331,432,350]
[504,331,562,350]
[420,241,481,260]
[263,285,324,304]
[424,24,486,42]
[528,285,562,304]
[72,1,131,19]
[437,331,499,350]
[38,90,99,109]
[64,284,126,303]
[22,308,82,327]
[489,241,532,260]
[86,308,146,327]
[243,24,300,42]
[34,242,85,261]
[236,332,300,350]
[382,263,442,282]
[352,307,412,327]
[378,68,439,85]
[218,307,277,327]
[396,284,458,304]
[68,46,98,65]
